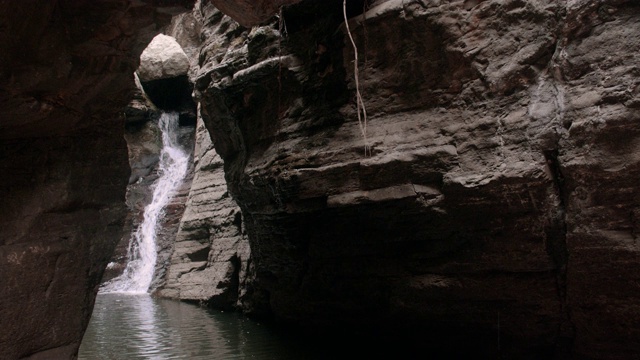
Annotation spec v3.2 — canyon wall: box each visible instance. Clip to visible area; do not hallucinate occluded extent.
[1,0,639,359]
[187,0,640,358]
[0,1,193,358]
[142,1,256,313]
[156,114,253,310]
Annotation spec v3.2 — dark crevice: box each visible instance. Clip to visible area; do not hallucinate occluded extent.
[178,112,197,127]
[543,152,568,261]
[45,255,62,298]
[206,254,242,310]
[543,149,575,356]
[233,211,243,234]
[186,246,210,262]
[282,0,372,34]
[544,150,566,209]
[139,75,196,113]
[345,0,372,19]
[229,254,241,296]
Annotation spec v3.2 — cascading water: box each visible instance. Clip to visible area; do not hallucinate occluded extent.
[101,112,189,294]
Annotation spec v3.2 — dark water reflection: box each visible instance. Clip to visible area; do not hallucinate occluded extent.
[79,294,318,360]
[79,294,497,359]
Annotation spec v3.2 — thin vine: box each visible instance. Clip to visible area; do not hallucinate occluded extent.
[343,0,370,156]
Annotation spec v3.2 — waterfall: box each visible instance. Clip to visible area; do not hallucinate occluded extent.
[101,112,189,294]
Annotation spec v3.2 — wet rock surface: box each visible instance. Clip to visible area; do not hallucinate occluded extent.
[156,115,252,310]
[106,99,197,290]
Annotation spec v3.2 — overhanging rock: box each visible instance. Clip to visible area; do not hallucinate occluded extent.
[136,34,194,112]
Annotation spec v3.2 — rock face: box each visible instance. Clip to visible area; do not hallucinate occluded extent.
[141,1,255,312]
[102,94,161,283]
[157,114,252,310]
[190,0,640,358]
[1,0,639,358]
[0,1,194,358]
[208,0,301,27]
[150,121,196,292]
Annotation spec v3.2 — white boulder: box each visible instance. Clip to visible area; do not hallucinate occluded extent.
[137,34,190,82]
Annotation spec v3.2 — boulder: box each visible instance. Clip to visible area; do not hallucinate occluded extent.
[136,34,195,112]
[137,34,190,82]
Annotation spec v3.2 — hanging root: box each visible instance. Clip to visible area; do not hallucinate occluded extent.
[343,0,370,156]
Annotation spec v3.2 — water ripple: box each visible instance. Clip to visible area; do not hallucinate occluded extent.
[80,294,316,360]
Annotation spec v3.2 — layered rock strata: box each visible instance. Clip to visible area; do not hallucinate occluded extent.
[157,114,252,310]
[0,1,194,358]
[1,0,639,358]
[190,0,640,358]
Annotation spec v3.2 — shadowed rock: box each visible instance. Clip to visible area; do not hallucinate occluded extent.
[0,1,195,358]
[191,0,640,358]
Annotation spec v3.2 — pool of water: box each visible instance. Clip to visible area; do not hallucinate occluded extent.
[79,293,496,359]
[79,294,319,360]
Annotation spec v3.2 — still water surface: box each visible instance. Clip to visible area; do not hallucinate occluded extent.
[79,294,322,360]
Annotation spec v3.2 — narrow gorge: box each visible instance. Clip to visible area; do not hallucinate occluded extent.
[1,0,639,359]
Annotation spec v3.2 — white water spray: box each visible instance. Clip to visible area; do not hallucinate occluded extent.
[101,112,189,294]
